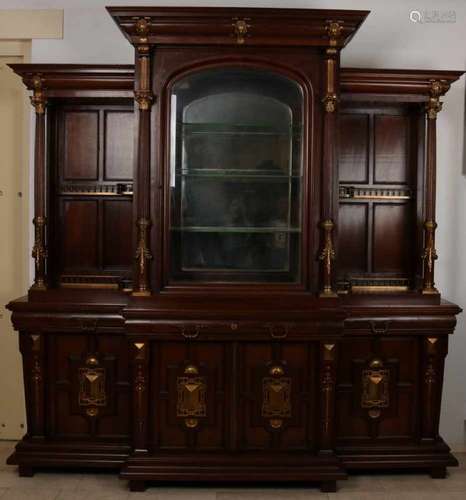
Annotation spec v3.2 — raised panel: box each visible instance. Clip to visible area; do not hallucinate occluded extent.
[338,203,368,275]
[374,115,408,184]
[104,110,134,180]
[49,333,130,441]
[238,342,315,451]
[338,113,369,183]
[373,203,411,273]
[336,336,418,443]
[152,342,227,451]
[61,200,99,270]
[103,200,133,268]
[63,111,99,180]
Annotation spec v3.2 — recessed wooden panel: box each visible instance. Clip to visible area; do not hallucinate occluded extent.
[63,111,99,180]
[373,203,411,273]
[103,200,133,268]
[238,342,314,451]
[338,113,369,183]
[336,337,418,443]
[338,203,368,275]
[153,342,227,451]
[374,115,408,184]
[104,110,134,180]
[61,200,98,270]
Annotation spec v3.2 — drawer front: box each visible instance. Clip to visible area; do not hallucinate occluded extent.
[47,332,130,442]
[336,336,419,445]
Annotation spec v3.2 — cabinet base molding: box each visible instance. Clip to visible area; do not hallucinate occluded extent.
[7,439,130,470]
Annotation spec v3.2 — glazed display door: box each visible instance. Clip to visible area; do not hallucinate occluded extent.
[168,68,304,284]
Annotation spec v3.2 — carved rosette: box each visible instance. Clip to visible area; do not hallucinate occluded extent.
[134,218,152,296]
[319,219,337,297]
[422,220,438,294]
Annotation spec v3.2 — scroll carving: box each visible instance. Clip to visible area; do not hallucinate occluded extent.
[177,365,207,429]
[319,219,337,297]
[319,343,336,451]
[426,80,449,120]
[79,355,106,417]
[31,216,47,290]
[30,334,44,435]
[361,358,390,419]
[133,342,149,450]
[262,365,291,430]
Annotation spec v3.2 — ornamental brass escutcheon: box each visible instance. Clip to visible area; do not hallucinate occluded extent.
[262,367,291,425]
[79,365,106,407]
[177,365,207,428]
[361,359,390,418]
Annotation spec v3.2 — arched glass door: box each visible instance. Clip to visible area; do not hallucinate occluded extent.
[168,67,304,283]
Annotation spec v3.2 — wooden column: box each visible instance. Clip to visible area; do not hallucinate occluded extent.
[133,18,154,296]
[30,75,48,291]
[319,22,341,298]
[132,341,150,453]
[20,333,45,438]
[421,336,446,442]
[319,342,337,453]
[422,80,449,294]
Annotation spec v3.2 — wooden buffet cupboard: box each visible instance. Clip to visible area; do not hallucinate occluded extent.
[5,6,464,493]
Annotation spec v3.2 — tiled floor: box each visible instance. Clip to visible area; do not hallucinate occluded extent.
[0,441,465,499]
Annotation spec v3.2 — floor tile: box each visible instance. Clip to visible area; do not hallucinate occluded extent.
[56,491,130,500]
[77,472,127,492]
[0,488,61,500]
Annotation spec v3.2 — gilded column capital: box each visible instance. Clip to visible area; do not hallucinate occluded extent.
[30,74,47,114]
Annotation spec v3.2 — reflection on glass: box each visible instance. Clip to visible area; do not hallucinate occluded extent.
[169,68,304,283]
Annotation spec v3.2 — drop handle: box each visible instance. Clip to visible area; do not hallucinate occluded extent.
[116,183,134,196]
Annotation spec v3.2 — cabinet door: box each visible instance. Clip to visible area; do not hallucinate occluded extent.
[167,67,304,285]
[47,333,130,442]
[336,337,419,445]
[237,342,317,451]
[151,342,228,451]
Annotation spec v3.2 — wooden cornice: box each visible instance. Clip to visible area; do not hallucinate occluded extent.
[107,7,369,48]
[8,64,134,91]
[8,64,464,100]
[341,68,464,98]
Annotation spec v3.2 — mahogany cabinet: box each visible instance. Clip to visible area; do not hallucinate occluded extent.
[5,7,464,493]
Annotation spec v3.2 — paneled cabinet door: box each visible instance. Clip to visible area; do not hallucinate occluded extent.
[47,333,130,442]
[336,336,419,444]
[237,342,317,451]
[150,342,228,451]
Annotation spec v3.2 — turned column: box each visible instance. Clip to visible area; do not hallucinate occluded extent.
[319,21,341,298]
[133,18,154,296]
[132,341,150,453]
[30,75,48,291]
[422,80,449,294]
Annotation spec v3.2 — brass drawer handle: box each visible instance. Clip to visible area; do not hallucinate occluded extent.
[370,320,391,335]
[180,325,205,339]
[266,323,290,339]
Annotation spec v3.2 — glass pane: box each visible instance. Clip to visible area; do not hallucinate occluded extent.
[169,68,303,283]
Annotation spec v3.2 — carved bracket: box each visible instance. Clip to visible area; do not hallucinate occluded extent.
[426,80,450,120]
[30,74,46,114]
[361,358,390,419]
[177,365,207,429]
[261,364,291,430]
[232,18,251,44]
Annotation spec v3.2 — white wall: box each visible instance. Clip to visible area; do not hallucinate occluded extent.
[4,0,466,449]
